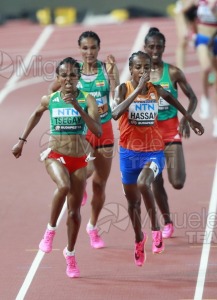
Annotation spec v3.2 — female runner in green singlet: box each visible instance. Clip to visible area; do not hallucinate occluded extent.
[12,57,101,278]
[144,27,198,238]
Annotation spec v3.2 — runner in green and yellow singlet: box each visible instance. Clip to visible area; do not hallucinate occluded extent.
[144,27,198,239]
[12,57,101,278]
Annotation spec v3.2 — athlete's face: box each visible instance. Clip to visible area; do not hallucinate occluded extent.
[144,36,165,64]
[79,37,100,64]
[57,63,80,93]
[130,55,151,83]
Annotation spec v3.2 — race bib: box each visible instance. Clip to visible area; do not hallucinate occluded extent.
[128,99,158,126]
[95,95,108,117]
[158,97,170,110]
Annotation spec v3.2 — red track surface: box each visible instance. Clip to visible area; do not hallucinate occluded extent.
[0,17,217,300]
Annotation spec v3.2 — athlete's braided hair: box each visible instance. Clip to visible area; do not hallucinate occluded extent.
[129,51,151,67]
[144,27,166,45]
[78,31,101,47]
[56,57,81,76]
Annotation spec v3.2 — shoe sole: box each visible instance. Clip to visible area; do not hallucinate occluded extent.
[162,231,174,239]
[91,244,105,249]
[89,239,105,249]
[66,272,80,278]
[39,243,52,253]
[162,234,174,239]
[152,248,164,254]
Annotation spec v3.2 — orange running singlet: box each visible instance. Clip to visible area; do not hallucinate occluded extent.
[119,81,164,152]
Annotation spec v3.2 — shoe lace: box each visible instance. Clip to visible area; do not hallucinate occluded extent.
[153,232,161,245]
[135,241,144,257]
[44,231,54,242]
[67,256,76,268]
[89,229,101,242]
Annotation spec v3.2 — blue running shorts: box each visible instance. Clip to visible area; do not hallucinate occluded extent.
[195,33,217,55]
[119,146,165,184]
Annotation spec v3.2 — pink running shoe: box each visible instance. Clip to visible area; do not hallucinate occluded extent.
[134,233,148,267]
[86,225,105,249]
[39,229,55,253]
[152,230,164,254]
[63,248,80,278]
[81,190,87,206]
[162,223,174,239]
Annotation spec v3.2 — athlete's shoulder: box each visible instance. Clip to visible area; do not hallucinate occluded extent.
[167,62,179,72]
[49,91,60,102]
[115,82,127,99]
[122,81,131,91]
[163,61,176,73]
[41,94,50,108]
[167,63,182,80]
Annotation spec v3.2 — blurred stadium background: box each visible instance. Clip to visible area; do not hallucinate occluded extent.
[0,0,176,25]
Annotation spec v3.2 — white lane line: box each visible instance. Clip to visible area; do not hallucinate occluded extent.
[15,201,67,300]
[0,25,54,104]
[5,77,44,93]
[120,22,150,83]
[194,160,217,300]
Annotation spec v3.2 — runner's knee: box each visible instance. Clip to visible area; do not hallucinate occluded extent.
[170,178,185,189]
[57,184,70,196]
[137,178,151,193]
[127,198,141,213]
[68,210,81,224]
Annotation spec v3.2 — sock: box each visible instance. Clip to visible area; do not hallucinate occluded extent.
[66,247,75,256]
[165,221,173,225]
[151,228,160,232]
[47,223,56,231]
[87,220,96,230]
